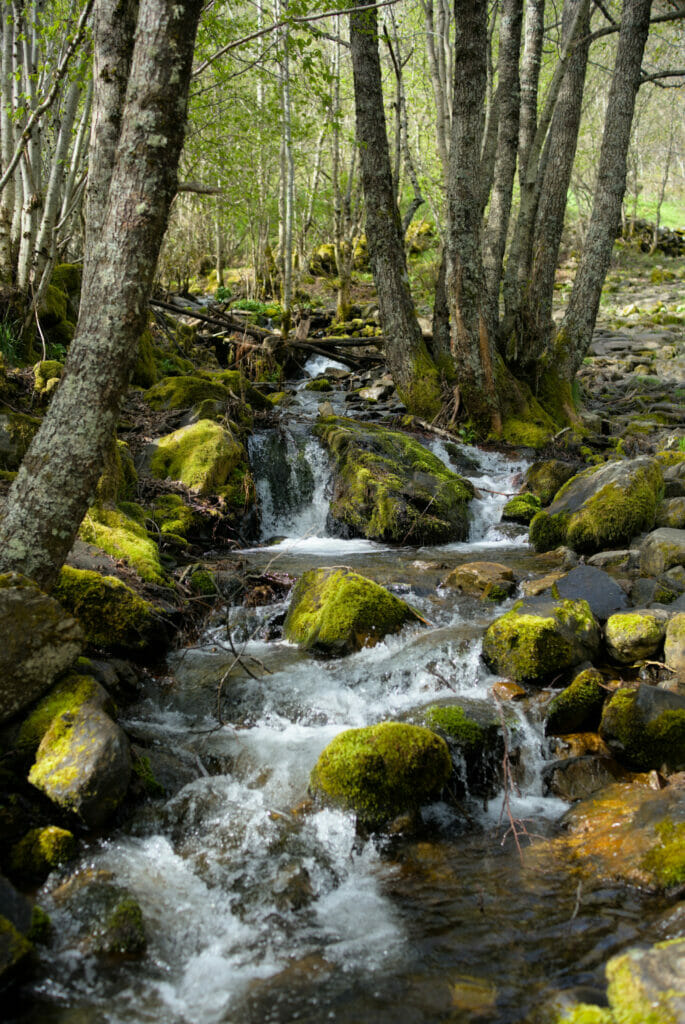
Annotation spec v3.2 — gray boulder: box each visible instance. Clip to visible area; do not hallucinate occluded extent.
[553,564,629,621]
[0,574,82,724]
[665,613,685,676]
[640,527,685,576]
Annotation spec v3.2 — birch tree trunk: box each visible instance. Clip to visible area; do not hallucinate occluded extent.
[350,0,441,417]
[557,0,653,380]
[0,0,203,590]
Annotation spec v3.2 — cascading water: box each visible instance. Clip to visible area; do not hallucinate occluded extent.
[15,425,657,1024]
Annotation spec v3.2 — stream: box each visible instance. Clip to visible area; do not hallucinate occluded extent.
[15,367,671,1024]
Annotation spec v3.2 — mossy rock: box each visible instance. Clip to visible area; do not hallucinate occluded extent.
[481,598,600,686]
[664,613,685,675]
[0,412,40,471]
[0,914,33,989]
[545,668,605,736]
[305,377,332,392]
[53,566,162,654]
[604,610,667,664]
[283,567,420,656]
[96,439,138,505]
[38,284,67,327]
[501,492,541,524]
[148,493,198,539]
[441,561,515,601]
[10,826,76,883]
[640,528,685,576]
[315,417,474,545]
[309,721,451,827]
[529,457,663,555]
[78,504,163,584]
[131,328,158,388]
[50,262,81,299]
[33,359,64,396]
[144,373,230,414]
[17,671,111,755]
[148,419,254,508]
[52,873,146,956]
[424,703,503,797]
[656,497,685,529]
[599,684,685,770]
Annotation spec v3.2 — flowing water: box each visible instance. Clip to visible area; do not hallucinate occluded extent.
[14,386,669,1024]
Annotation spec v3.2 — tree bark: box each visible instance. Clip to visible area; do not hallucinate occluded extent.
[557,0,653,379]
[350,0,441,417]
[0,0,203,589]
[444,0,501,433]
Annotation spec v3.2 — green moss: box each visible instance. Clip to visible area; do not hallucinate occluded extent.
[96,440,138,505]
[79,505,163,584]
[18,673,101,754]
[149,493,197,538]
[529,509,571,552]
[605,612,665,663]
[600,688,685,770]
[656,451,685,468]
[188,568,216,596]
[309,721,451,826]
[501,417,553,449]
[50,263,81,297]
[425,704,484,751]
[144,374,229,412]
[28,713,83,805]
[53,566,159,652]
[525,460,578,506]
[132,754,164,797]
[33,359,64,394]
[315,417,473,544]
[0,411,40,471]
[38,284,67,327]
[395,342,442,420]
[284,568,419,656]
[641,819,685,888]
[131,328,158,388]
[546,668,605,735]
[502,493,541,524]
[605,941,685,1024]
[305,377,332,392]
[100,897,146,955]
[11,826,76,879]
[0,914,33,972]
[149,419,253,508]
[553,1007,614,1024]
[27,905,52,944]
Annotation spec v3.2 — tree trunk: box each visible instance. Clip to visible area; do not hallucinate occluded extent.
[350,0,441,417]
[557,0,653,380]
[444,0,501,434]
[0,0,203,590]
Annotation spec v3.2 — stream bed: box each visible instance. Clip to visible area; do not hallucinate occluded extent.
[13,395,675,1024]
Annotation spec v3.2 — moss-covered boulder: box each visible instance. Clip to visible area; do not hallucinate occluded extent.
[529,457,663,555]
[283,567,420,656]
[131,328,158,388]
[148,419,254,508]
[78,504,164,584]
[28,692,131,829]
[424,702,502,797]
[441,561,516,601]
[501,493,541,524]
[481,598,600,685]
[656,496,685,529]
[148,493,198,541]
[144,370,270,418]
[0,412,40,471]
[315,417,474,545]
[604,610,667,663]
[525,460,579,506]
[599,684,685,770]
[52,871,146,956]
[664,613,685,676]
[309,721,451,827]
[545,668,606,735]
[53,566,162,654]
[640,527,685,576]
[0,574,82,725]
[33,359,64,396]
[96,439,137,505]
[10,827,76,884]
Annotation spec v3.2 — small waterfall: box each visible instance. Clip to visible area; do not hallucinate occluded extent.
[249,428,331,541]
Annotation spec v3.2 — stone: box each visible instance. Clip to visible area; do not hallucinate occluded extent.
[0,876,34,990]
[665,613,685,676]
[545,668,606,735]
[283,567,420,656]
[424,702,503,797]
[29,698,131,829]
[52,870,146,956]
[314,417,474,545]
[525,460,579,506]
[529,457,663,555]
[481,598,600,686]
[657,497,685,529]
[441,561,516,601]
[641,527,685,576]
[309,721,451,827]
[501,493,541,524]
[604,609,668,663]
[0,574,82,725]
[553,565,629,621]
[147,419,253,507]
[599,684,685,770]
[542,755,628,801]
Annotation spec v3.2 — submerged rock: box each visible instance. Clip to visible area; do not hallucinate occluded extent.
[545,668,606,736]
[315,417,474,544]
[481,598,600,685]
[309,721,451,827]
[283,567,420,656]
[599,684,685,770]
[441,561,516,601]
[604,609,667,663]
[52,870,146,956]
[529,457,663,555]
[0,574,82,725]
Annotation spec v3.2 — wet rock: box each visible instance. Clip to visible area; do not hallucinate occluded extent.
[52,870,146,956]
[283,567,421,656]
[0,875,34,991]
[501,493,541,524]
[315,417,474,545]
[481,598,600,685]
[10,826,76,884]
[0,573,83,724]
[525,460,579,506]
[657,496,685,529]
[599,683,685,770]
[545,668,606,735]
[640,527,685,576]
[542,755,629,801]
[553,565,629,621]
[529,457,663,555]
[665,613,685,676]
[309,721,451,828]
[441,561,516,601]
[424,702,503,797]
[605,609,668,663]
